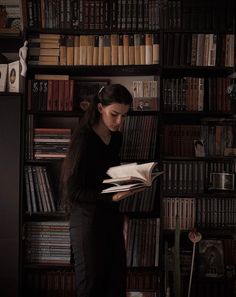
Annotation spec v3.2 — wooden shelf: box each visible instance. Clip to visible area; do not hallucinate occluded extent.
[27,65,160,76]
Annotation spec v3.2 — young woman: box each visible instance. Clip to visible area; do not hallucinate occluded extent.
[61,84,137,297]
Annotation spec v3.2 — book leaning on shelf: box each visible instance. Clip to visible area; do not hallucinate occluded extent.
[102,162,163,193]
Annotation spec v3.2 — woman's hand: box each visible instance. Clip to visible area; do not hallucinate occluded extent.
[112,187,145,202]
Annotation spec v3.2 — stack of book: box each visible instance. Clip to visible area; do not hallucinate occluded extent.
[34,128,71,159]
[25,221,71,264]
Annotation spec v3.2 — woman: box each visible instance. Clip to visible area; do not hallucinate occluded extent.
[61,84,136,297]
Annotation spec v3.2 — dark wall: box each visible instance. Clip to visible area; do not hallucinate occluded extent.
[0,94,22,297]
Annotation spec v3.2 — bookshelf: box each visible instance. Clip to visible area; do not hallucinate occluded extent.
[17,0,236,297]
[0,93,23,297]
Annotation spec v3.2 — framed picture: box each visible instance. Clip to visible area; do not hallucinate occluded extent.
[132,97,158,111]
[8,60,23,92]
[0,64,8,91]
[194,139,205,157]
[198,239,224,278]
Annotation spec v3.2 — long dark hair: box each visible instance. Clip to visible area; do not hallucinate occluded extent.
[60,84,133,210]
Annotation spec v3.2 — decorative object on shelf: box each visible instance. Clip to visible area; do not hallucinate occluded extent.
[198,239,224,278]
[19,40,28,77]
[194,139,206,157]
[8,60,23,92]
[0,64,8,91]
[187,229,202,297]
[208,172,235,191]
[226,79,236,101]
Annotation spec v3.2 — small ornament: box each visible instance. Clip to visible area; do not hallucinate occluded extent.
[188,229,202,243]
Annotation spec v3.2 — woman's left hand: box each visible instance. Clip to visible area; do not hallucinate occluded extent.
[112,187,146,202]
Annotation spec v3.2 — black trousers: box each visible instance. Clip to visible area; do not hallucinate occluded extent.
[69,202,127,297]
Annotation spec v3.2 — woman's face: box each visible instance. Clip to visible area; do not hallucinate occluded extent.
[98,102,129,131]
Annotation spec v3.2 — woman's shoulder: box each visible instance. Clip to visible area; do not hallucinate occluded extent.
[72,125,94,146]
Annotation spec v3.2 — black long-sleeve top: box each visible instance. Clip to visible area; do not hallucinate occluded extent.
[67,126,122,204]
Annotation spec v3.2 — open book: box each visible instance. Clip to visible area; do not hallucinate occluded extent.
[102,162,163,193]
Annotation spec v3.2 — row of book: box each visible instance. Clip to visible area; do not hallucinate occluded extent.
[28,77,74,112]
[125,218,160,267]
[119,181,158,213]
[162,0,234,31]
[162,161,205,194]
[24,221,71,265]
[162,197,195,230]
[162,196,236,230]
[162,77,204,112]
[180,0,234,31]
[206,160,236,177]
[24,270,76,297]
[28,33,160,66]
[25,0,160,30]
[133,79,160,102]
[28,76,160,112]
[26,116,159,161]
[162,125,201,157]
[120,116,158,160]
[24,165,56,214]
[163,33,234,67]
[162,123,236,158]
[201,124,236,157]
[196,197,236,229]
[127,271,159,291]
[24,269,159,297]
[162,77,233,113]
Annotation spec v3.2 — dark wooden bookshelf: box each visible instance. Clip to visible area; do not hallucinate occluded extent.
[27,65,161,76]
[16,0,236,296]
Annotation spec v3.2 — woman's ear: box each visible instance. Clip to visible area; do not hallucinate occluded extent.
[97,103,103,113]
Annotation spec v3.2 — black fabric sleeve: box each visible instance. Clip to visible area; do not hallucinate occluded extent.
[67,131,113,204]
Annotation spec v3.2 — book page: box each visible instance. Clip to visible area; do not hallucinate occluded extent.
[106,162,157,182]
[102,183,146,193]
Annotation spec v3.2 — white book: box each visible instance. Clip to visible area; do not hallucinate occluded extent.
[102,162,163,193]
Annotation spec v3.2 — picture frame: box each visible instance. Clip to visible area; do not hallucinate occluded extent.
[132,97,158,111]
[194,139,205,157]
[0,64,8,92]
[198,239,224,278]
[7,60,23,92]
